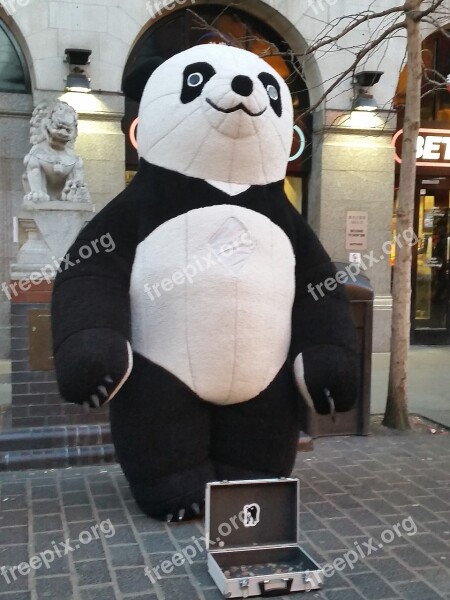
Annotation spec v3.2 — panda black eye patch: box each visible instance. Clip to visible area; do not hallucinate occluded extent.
[181,62,216,104]
[258,73,282,117]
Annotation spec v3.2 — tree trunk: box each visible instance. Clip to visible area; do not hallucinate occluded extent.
[383,0,422,430]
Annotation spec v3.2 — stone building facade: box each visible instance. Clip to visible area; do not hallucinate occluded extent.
[0,0,448,368]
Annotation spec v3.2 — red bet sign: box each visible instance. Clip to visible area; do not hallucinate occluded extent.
[393,128,450,168]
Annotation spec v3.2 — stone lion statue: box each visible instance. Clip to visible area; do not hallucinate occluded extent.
[23,100,91,203]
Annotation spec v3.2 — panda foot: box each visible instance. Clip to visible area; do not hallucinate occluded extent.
[165,502,205,523]
[129,461,213,521]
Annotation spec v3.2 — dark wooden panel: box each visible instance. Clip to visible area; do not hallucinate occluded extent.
[28,310,54,371]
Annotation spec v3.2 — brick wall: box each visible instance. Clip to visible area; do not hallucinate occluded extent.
[10,281,108,429]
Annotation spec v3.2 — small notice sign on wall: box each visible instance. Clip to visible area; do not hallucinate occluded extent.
[346,211,368,251]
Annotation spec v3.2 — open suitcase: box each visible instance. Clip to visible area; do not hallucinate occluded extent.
[206,478,324,598]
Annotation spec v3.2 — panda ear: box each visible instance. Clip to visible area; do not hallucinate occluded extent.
[122,57,165,103]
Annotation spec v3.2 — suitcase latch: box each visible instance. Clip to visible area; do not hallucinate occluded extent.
[303,570,313,592]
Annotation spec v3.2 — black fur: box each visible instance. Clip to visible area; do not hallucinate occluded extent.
[122,57,165,102]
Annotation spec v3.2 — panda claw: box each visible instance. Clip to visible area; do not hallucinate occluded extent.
[104,375,113,384]
[97,385,108,398]
[166,513,173,523]
[324,388,336,423]
[178,508,186,521]
[191,502,201,515]
[82,401,90,412]
[90,394,100,408]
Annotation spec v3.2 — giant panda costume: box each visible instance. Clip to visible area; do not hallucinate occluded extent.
[52,44,358,522]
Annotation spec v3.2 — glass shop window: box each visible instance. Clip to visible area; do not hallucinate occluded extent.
[0,21,30,94]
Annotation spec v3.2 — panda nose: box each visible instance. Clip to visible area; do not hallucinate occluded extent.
[231,75,254,97]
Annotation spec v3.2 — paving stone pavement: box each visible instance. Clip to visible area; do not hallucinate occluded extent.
[0,432,448,600]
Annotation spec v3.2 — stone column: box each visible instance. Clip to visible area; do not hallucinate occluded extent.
[309,110,396,352]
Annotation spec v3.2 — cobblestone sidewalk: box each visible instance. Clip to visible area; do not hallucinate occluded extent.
[0,431,449,600]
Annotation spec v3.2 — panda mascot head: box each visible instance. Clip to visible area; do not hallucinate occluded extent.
[124,44,294,187]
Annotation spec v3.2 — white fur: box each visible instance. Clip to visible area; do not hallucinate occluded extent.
[206,180,250,196]
[130,205,296,405]
[137,45,293,186]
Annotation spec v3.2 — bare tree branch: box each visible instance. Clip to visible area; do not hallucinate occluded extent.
[303,5,406,57]
[413,0,446,19]
[294,21,406,118]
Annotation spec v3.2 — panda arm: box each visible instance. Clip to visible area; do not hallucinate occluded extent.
[51,192,138,407]
[289,213,359,416]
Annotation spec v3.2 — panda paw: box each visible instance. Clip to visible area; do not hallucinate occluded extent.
[294,345,359,415]
[54,329,133,407]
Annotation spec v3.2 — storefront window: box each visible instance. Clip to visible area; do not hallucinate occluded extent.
[284,177,303,213]
[395,26,450,122]
[422,29,450,122]
[393,26,450,343]
[415,185,450,330]
[0,21,30,93]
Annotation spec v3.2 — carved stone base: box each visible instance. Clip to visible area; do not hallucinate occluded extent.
[11,203,94,281]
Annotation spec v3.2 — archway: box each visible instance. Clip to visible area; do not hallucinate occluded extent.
[0,18,31,94]
[394,25,450,122]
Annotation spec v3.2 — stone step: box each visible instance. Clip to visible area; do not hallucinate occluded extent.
[0,424,311,472]
[0,424,114,471]
[0,424,111,452]
[0,444,115,471]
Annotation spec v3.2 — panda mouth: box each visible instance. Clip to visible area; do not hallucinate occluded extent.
[206,98,267,117]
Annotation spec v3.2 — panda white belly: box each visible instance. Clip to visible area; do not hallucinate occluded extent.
[129,205,296,405]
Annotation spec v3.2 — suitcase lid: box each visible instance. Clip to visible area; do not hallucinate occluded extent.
[205,478,299,550]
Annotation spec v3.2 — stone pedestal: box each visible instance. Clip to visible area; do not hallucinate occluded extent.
[9,202,109,429]
[12,202,94,279]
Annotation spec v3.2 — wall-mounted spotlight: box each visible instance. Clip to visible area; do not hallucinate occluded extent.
[352,70,383,112]
[64,48,92,93]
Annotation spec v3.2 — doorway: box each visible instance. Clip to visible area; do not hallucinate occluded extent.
[412,177,450,344]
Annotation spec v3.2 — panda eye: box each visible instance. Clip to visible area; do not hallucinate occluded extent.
[182,62,216,104]
[258,72,282,117]
[187,73,204,87]
[266,85,279,101]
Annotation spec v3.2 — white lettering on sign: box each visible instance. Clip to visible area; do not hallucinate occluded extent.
[416,135,450,160]
[393,128,450,167]
[346,211,368,251]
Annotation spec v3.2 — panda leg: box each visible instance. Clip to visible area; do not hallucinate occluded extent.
[211,361,300,480]
[109,353,215,521]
